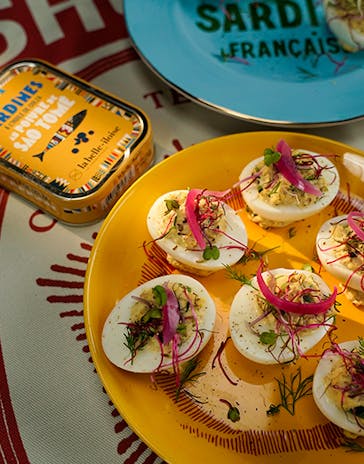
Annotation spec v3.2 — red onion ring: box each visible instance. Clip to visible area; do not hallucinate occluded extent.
[162,286,180,345]
[256,264,337,315]
[275,139,322,197]
[347,211,364,242]
[185,189,206,249]
[185,188,229,249]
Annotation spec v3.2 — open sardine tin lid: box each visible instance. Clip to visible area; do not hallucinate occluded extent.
[0,59,154,225]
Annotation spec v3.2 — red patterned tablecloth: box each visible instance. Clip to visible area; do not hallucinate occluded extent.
[1,2,364,464]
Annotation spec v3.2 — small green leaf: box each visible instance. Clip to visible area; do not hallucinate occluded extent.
[264,148,281,166]
[303,293,314,303]
[302,263,314,273]
[164,199,179,213]
[141,307,162,323]
[177,323,187,337]
[228,406,240,422]
[203,245,220,260]
[259,331,278,345]
[266,403,281,416]
[153,285,167,307]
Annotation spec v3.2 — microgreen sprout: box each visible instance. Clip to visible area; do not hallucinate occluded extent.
[302,263,315,273]
[164,199,179,213]
[264,147,281,166]
[203,245,220,260]
[219,398,240,422]
[259,330,279,346]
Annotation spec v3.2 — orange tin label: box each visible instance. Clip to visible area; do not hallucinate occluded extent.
[0,59,154,224]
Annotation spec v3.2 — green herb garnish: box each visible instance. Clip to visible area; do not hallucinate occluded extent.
[266,368,313,416]
[342,439,364,452]
[220,398,240,422]
[260,330,279,345]
[152,285,167,307]
[164,199,179,213]
[238,245,280,265]
[358,336,364,356]
[203,245,220,260]
[224,265,255,288]
[228,406,240,422]
[302,263,314,273]
[264,147,281,166]
[175,358,206,402]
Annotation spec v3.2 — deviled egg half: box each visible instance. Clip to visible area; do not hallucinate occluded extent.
[147,189,248,276]
[316,211,364,306]
[239,139,340,228]
[229,267,337,364]
[102,274,216,374]
[323,0,364,52]
[313,339,364,436]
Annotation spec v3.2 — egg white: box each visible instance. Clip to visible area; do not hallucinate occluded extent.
[229,268,335,365]
[316,215,364,293]
[323,0,364,52]
[102,274,216,373]
[147,189,248,273]
[239,151,340,226]
[313,340,364,436]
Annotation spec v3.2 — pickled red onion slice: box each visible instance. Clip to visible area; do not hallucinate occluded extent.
[347,211,364,242]
[162,286,180,345]
[256,264,337,315]
[185,189,206,249]
[276,139,322,197]
[185,188,229,250]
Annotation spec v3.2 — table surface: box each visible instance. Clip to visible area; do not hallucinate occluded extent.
[1,2,364,464]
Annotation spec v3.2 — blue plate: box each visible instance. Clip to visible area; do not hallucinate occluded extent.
[124,0,364,127]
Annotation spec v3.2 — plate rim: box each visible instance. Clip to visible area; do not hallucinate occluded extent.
[123,0,364,128]
[84,130,364,462]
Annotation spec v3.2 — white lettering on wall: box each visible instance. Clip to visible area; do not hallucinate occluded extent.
[0,20,27,64]
[25,0,106,44]
[107,0,122,14]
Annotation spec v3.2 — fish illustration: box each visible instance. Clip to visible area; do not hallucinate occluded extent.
[32,109,87,162]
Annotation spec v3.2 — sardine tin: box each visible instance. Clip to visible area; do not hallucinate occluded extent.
[0,59,154,224]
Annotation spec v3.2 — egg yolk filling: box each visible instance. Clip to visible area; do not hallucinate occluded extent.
[253,150,330,208]
[250,271,336,362]
[160,190,227,253]
[327,0,364,34]
[318,218,364,295]
[122,281,205,379]
[324,342,364,429]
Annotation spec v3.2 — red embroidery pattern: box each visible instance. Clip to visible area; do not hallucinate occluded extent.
[0,188,9,239]
[35,232,162,463]
[0,342,30,464]
[77,47,139,82]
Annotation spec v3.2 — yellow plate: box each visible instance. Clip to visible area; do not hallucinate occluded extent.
[84,131,364,463]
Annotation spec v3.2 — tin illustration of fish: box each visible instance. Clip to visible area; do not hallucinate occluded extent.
[32,109,87,162]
